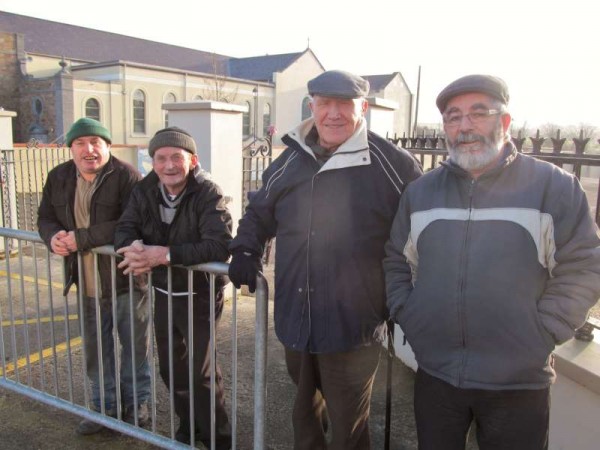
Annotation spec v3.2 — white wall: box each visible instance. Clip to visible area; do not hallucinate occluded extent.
[273,52,323,145]
[0,110,18,246]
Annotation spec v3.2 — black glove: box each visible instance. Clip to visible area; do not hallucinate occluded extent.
[228,249,262,293]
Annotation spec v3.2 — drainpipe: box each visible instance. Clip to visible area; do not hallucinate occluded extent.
[122,63,127,144]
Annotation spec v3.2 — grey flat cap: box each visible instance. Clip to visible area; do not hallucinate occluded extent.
[436,74,509,112]
[308,70,370,99]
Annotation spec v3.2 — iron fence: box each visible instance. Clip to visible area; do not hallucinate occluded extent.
[1,140,70,231]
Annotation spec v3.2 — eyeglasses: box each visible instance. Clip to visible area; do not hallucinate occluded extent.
[443,109,501,127]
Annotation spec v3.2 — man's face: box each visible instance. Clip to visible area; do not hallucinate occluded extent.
[443,92,511,177]
[309,96,368,150]
[70,136,111,180]
[152,147,197,195]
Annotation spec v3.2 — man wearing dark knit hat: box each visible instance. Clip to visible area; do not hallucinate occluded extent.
[115,126,233,448]
[385,74,600,450]
[228,70,423,449]
[37,117,151,434]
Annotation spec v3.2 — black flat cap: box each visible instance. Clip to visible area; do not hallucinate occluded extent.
[436,74,509,113]
[308,70,370,99]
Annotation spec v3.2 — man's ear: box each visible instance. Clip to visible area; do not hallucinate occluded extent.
[361,98,368,115]
[501,112,512,134]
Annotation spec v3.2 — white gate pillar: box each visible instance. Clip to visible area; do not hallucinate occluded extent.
[0,110,18,250]
[163,101,247,234]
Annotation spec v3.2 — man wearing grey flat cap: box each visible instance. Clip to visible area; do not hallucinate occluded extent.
[385,74,600,450]
[229,70,422,449]
[115,126,233,448]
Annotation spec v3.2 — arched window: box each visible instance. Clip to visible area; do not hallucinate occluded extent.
[32,97,43,117]
[132,90,146,134]
[301,97,311,120]
[85,98,100,121]
[242,101,251,137]
[262,103,271,136]
[193,95,203,101]
[163,92,176,127]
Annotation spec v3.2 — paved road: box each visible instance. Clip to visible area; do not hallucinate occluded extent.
[0,296,427,450]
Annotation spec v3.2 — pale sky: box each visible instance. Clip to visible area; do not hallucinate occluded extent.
[2,0,598,130]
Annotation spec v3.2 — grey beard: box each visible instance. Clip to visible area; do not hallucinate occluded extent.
[446,132,502,172]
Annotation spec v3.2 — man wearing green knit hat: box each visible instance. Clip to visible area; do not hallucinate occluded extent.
[38,117,151,435]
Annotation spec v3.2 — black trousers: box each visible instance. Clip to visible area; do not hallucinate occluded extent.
[414,369,550,450]
[154,290,231,449]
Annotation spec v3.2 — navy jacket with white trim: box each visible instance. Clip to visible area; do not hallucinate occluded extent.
[231,118,422,353]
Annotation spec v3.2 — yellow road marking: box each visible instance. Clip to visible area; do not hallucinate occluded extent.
[0,336,82,376]
[0,270,64,289]
[1,314,79,327]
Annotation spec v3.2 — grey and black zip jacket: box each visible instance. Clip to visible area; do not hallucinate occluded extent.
[384,142,600,389]
[230,118,422,353]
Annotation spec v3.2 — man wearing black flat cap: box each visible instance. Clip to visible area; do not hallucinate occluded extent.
[384,74,600,450]
[229,70,422,449]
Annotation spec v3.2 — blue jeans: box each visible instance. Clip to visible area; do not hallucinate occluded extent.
[82,290,151,412]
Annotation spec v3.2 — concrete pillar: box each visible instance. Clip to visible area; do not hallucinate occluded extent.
[163,101,247,234]
[0,109,18,252]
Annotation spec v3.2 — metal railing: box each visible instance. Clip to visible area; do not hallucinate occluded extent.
[0,227,269,449]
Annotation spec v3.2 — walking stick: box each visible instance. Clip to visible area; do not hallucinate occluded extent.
[384,320,395,450]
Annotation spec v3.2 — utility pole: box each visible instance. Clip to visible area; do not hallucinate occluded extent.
[413,65,421,138]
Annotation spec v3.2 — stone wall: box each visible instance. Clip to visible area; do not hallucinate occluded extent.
[0,32,21,140]
[18,77,59,143]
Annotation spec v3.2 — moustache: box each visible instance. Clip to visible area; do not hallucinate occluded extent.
[456,133,486,144]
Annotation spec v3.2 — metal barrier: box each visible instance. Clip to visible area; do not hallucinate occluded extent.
[0,227,268,449]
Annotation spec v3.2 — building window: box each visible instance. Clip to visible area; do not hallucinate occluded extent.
[193,95,203,101]
[85,98,100,121]
[32,97,43,117]
[262,103,271,136]
[242,101,251,137]
[163,92,176,127]
[301,97,311,120]
[133,90,146,134]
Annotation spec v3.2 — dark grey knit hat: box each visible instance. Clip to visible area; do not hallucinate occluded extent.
[308,70,370,99]
[148,127,197,157]
[436,74,509,113]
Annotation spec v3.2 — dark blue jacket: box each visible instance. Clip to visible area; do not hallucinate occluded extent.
[231,119,422,353]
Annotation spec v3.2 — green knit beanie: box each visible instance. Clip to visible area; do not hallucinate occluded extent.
[66,118,112,147]
[148,126,197,157]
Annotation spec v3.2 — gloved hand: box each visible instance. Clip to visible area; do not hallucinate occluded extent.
[228,249,262,293]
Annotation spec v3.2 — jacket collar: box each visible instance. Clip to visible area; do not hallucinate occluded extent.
[283,118,371,172]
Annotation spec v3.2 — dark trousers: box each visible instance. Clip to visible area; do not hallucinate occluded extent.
[414,369,550,450]
[284,344,381,450]
[154,290,231,449]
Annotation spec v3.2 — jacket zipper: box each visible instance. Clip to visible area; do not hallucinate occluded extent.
[294,167,320,349]
[457,178,475,387]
